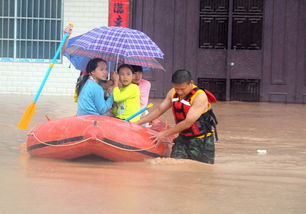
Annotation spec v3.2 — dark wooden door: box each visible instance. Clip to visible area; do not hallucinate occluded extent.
[131,0,306,103]
[261,0,306,103]
[197,0,263,101]
[131,0,176,97]
[132,0,263,100]
[296,0,306,103]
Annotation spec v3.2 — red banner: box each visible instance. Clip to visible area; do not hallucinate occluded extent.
[109,0,129,28]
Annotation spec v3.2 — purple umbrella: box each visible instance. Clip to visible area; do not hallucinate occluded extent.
[66,26,165,71]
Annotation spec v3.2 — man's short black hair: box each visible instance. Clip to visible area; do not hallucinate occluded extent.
[171,69,192,84]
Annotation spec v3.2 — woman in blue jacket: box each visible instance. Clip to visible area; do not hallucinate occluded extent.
[76,58,114,115]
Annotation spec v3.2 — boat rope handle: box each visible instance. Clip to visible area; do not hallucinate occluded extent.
[28,133,91,147]
[28,133,156,152]
[95,138,156,152]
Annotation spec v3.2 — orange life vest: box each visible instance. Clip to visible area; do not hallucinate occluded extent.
[171,86,218,139]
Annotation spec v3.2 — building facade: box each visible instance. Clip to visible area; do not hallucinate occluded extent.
[132,0,306,103]
[0,0,109,96]
[1,0,306,104]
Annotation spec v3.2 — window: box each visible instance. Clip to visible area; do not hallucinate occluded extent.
[199,0,229,49]
[199,0,263,50]
[231,0,263,50]
[0,0,63,62]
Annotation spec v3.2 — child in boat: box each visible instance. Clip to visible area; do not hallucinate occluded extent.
[131,65,151,109]
[76,58,114,115]
[111,64,141,122]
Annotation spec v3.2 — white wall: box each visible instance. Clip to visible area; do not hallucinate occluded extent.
[0,0,109,96]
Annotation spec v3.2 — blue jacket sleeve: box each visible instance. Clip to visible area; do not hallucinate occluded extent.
[94,87,114,115]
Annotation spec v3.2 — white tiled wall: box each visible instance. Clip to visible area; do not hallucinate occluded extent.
[0,0,109,96]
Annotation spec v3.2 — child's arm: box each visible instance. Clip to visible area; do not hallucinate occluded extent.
[113,84,137,102]
[111,71,136,102]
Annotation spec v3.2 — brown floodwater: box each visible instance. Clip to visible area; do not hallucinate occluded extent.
[1,94,306,214]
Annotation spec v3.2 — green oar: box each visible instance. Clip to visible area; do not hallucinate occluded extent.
[18,23,74,129]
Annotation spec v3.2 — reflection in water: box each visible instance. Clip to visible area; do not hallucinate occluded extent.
[1,95,306,214]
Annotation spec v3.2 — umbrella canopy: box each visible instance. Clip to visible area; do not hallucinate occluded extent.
[64,35,91,71]
[66,26,165,71]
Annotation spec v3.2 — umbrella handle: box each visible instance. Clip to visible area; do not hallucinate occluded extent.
[125,103,154,122]
[33,23,74,102]
[107,61,112,80]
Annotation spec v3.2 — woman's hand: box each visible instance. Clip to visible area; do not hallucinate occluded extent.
[61,26,73,54]
[105,80,114,88]
[111,72,120,87]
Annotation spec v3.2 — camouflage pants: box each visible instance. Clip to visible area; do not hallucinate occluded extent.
[170,135,215,164]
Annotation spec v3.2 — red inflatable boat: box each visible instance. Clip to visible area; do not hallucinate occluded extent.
[26,115,173,161]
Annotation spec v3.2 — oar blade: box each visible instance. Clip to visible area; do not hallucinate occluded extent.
[18,102,36,129]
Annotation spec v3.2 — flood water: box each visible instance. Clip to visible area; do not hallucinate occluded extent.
[1,94,306,214]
